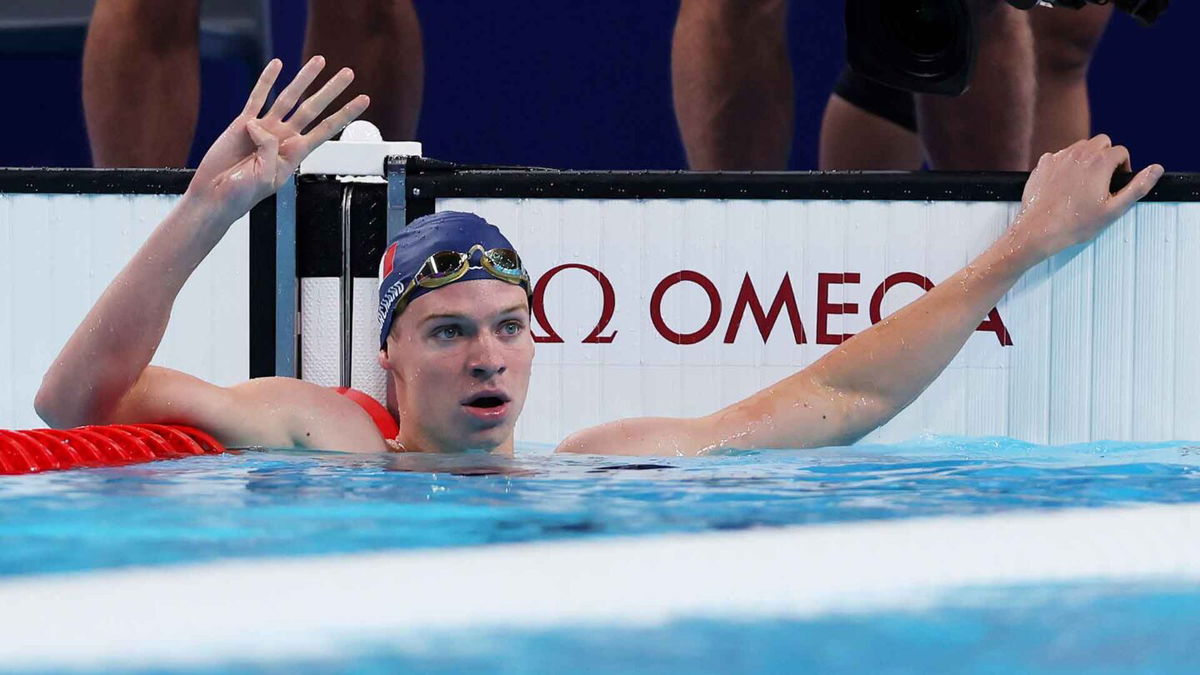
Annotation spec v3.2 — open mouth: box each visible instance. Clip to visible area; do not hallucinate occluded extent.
[462,392,511,410]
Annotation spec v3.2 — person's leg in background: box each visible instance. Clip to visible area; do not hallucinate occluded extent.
[83,0,200,167]
[1028,3,1112,161]
[303,0,423,140]
[819,3,1111,172]
[671,0,792,170]
[916,0,1035,170]
[819,68,923,170]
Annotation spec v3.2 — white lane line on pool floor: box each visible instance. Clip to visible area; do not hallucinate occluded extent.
[2,503,1199,670]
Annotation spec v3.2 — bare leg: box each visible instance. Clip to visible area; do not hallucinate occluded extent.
[304,0,423,140]
[83,0,200,167]
[916,0,1035,170]
[819,94,923,170]
[671,0,791,170]
[1028,3,1112,162]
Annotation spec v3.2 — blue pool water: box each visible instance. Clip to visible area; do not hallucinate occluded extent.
[2,436,1198,577]
[3,436,1200,673]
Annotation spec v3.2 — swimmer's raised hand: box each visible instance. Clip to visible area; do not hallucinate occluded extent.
[38,56,382,449]
[188,57,370,222]
[1010,134,1164,262]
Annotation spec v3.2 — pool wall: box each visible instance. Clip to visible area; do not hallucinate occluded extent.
[364,165,1200,446]
[434,196,1198,446]
[0,170,249,430]
[6,162,1200,446]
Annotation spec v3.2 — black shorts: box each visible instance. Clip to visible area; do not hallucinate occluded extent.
[832,66,918,134]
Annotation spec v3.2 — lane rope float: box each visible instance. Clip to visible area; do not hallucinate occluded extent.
[0,425,226,474]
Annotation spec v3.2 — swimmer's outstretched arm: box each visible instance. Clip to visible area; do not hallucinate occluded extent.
[558,136,1164,456]
[37,58,383,451]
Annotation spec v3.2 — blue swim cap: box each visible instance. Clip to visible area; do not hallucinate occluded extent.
[377,211,529,347]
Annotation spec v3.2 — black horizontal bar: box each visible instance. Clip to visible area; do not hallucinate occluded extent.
[390,158,1200,203]
[0,168,193,194]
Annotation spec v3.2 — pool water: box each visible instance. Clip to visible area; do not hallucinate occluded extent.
[2,436,1198,577]
[2,435,1199,673]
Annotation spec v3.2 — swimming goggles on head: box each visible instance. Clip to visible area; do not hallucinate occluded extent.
[392,244,530,315]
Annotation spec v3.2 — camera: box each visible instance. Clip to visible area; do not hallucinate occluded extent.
[846,0,1169,96]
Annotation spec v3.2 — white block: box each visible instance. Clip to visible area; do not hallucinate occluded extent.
[300,278,340,387]
[299,120,421,178]
[352,277,386,403]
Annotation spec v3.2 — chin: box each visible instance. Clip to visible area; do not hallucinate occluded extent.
[460,427,514,452]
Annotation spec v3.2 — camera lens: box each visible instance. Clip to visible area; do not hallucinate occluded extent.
[883,0,959,62]
[846,0,974,95]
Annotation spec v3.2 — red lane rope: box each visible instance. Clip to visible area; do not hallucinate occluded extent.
[0,432,33,473]
[23,429,85,468]
[0,425,228,475]
[135,425,205,456]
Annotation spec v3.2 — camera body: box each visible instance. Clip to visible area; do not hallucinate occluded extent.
[846,0,1168,96]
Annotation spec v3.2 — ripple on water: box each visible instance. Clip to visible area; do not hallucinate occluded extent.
[0,436,1198,576]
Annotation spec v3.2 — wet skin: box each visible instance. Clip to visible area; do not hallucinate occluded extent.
[36,57,1164,460]
[379,280,534,456]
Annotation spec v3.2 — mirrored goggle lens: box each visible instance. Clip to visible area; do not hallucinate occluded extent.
[485,248,524,277]
[419,251,467,281]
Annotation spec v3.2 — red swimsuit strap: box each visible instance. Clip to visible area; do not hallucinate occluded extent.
[333,387,399,440]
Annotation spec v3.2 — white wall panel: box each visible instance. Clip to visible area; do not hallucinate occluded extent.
[1089,211,1137,440]
[300,278,340,388]
[1173,205,1200,438]
[351,277,386,397]
[1131,202,1176,439]
[1,193,248,430]
[425,197,1200,448]
[18,190,1192,449]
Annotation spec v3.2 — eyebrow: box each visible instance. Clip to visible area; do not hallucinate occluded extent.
[419,305,528,326]
[497,304,529,317]
[420,313,467,326]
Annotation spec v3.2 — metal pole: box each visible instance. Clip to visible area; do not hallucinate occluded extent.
[274,175,297,377]
[339,184,354,388]
[386,156,407,242]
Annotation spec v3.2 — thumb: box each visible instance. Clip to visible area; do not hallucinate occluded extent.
[1109,164,1164,214]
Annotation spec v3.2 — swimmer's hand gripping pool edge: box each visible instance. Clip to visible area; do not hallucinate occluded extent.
[558,136,1164,456]
[35,57,386,451]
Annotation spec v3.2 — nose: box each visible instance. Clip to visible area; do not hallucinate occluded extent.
[468,335,507,380]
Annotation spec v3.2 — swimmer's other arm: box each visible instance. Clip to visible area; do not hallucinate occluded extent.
[36,58,383,451]
[558,136,1164,456]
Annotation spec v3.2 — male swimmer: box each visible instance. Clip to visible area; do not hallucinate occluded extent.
[36,59,1164,457]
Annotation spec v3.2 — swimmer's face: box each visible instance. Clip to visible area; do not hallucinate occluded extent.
[379,279,533,454]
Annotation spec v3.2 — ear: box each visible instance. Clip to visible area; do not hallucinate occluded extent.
[377,347,392,372]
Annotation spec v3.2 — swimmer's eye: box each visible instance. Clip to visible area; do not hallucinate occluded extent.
[499,319,525,336]
[431,325,463,340]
